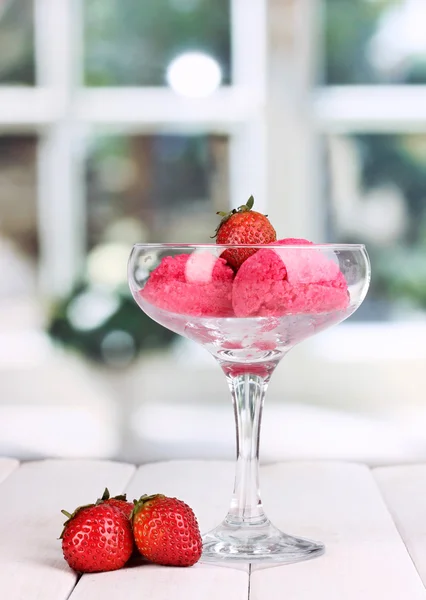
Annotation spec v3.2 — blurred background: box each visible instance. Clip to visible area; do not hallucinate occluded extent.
[1,0,426,464]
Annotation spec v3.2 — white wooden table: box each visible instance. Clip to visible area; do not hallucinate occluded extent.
[0,458,425,599]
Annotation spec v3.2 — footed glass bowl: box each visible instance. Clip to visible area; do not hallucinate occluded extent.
[128,243,371,565]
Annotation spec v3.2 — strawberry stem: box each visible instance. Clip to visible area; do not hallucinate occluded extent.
[96,488,128,505]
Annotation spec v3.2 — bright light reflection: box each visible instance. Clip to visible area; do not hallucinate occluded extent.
[166,52,222,98]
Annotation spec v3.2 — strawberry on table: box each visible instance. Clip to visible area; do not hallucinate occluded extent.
[214,195,277,270]
[132,494,202,567]
[60,490,133,573]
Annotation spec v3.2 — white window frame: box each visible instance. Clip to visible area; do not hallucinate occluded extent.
[0,0,425,299]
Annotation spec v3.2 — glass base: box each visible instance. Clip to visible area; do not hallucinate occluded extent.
[201,520,325,565]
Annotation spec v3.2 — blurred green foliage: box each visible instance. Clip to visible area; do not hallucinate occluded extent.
[325,0,386,84]
[0,0,34,84]
[48,282,176,366]
[357,135,426,243]
[325,0,426,85]
[337,132,426,312]
[374,245,426,308]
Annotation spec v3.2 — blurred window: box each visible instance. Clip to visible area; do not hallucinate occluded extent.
[0,0,423,327]
[0,135,38,300]
[322,0,426,321]
[84,0,231,86]
[86,134,229,246]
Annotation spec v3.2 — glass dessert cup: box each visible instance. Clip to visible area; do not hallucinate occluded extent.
[128,243,371,565]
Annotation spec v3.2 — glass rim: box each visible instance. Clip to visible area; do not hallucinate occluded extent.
[131,242,366,251]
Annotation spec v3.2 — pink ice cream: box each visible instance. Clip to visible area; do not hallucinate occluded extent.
[232,238,349,317]
[141,253,234,317]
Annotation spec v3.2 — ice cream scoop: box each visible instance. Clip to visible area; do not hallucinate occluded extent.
[232,238,349,317]
[142,253,234,317]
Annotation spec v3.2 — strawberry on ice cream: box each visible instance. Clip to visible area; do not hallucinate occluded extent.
[214,196,277,270]
[141,253,234,317]
[232,238,349,317]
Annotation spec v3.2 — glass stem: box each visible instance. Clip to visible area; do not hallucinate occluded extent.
[224,371,270,527]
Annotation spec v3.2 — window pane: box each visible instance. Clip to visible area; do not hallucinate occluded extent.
[86,133,229,247]
[84,0,231,87]
[0,0,35,85]
[324,0,426,85]
[0,135,38,302]
[326,133,426,320]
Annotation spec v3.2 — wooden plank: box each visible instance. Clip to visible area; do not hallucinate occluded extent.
[70,562,248,600]
[374,465,426,587]
[0,458,19,484]
[250,462,426,600]
[0,459,135,600]
[70,461,249,600]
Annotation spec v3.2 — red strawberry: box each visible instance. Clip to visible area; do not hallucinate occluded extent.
[132,494,202,567]
[97,488,133,519]
[61,495,133,573]
[214,195,276,270]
